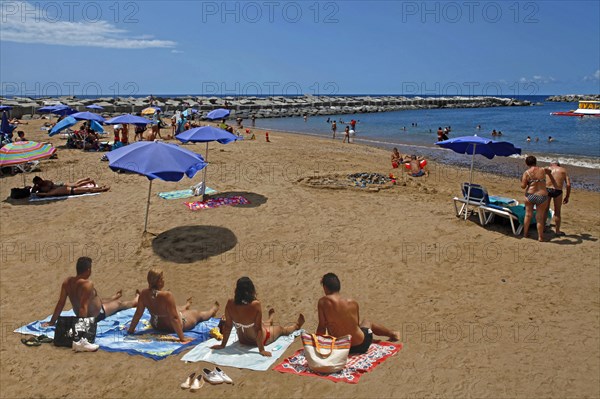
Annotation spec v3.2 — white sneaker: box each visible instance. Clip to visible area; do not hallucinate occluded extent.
[215,367,233,384]
[72,338,99,352]
[202,368,224,384]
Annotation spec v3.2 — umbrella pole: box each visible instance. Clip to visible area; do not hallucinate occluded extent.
[201,142,209,201]
[465,143,476,220]
[143,180,153,233]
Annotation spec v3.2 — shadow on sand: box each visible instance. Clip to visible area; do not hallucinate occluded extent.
[152,225,237,263]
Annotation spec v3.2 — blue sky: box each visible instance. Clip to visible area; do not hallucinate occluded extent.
[1,0,599,97]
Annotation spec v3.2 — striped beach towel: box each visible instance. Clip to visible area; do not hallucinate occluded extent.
[185,196,249,211]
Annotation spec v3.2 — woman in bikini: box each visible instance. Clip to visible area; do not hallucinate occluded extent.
[521,155,557,242]
[211,277,304,357]
[128,269,219,343]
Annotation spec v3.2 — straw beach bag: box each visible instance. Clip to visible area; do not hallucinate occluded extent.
[301,333,352,374]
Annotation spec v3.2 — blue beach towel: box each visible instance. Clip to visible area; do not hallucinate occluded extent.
[181,328,302,371]
[157,187,217,200]
[15,308,219,361]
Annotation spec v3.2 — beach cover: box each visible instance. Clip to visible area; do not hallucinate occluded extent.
[15,308,218,361]
[181,328,301,371]
[185,196,249,210]
[274,341,402,384]
[158,187,217,200]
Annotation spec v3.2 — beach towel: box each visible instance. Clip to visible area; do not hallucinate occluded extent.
[29,192,101,202]
[15,308,219,361]
[181,328,302,371]
[185,196,249,211]
[15,310,120,339]
[508,204,552,225]
[158,187,217,200]
[274,341,402,384]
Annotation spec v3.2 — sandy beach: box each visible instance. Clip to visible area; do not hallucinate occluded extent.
[1,120,599,398]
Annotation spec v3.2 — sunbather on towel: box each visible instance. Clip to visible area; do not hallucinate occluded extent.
[42,257,138,327]
[34,185,110,197]
[211,277,305,357]
[32,176,98,193]
[128,269,220,343]
[317,273,399,354]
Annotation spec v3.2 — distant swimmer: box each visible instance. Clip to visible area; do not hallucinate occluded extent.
[492,129,498,136]
[497,131,502,136]
[548,136,554,142]
[477,125,481,129]
[527,136,531,143]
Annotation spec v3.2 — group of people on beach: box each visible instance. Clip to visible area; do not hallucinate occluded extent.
[521,156,571,241]
[42,257,399,355]
[391,148,429,177]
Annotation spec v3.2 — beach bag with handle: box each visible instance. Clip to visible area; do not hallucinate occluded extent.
[301,333,352,374]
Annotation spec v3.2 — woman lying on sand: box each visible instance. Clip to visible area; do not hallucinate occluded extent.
[33,176,97,191]
[128,269,219,343]
[211,276,304,357]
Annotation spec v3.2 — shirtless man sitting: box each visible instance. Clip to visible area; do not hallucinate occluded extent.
[42,257,138,327]
[316,273,399,354]
[545,160,571,236]
[128,268,220,343]
[408,155,429,177]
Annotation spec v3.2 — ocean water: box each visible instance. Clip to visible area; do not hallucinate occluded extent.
[254,101,600,170]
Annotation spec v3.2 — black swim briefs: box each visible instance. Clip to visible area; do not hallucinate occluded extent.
[547,188,563,198]
[349,327,373,354]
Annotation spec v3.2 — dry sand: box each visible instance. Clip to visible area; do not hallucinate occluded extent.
[0,120,598,398]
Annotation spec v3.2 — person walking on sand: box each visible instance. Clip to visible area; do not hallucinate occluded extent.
[331,120,337,139]
[317,273,399,354]
[343,126,351,143]
[128,268,220,343]
[545,160,571,236]
[42,257,138,327]
[521,155,557,242]
[211,277,305,357]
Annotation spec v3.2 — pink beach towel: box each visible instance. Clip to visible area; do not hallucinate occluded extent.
[185,196,250,211]
[274,341,402,384]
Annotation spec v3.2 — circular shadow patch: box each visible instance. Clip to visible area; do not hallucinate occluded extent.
[152,225,237,263]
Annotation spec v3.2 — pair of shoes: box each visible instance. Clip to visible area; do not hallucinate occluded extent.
[72,338,99,352]
[181,372,204,391]
[181,373,205,391]
[203,367,233,384]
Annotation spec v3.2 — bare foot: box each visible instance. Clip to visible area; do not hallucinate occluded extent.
[264,308,276,326]
[112,290,123,300]
[296,313,305,329]
[210,301,220,317]
[185,297,193,310]
[389,331,400,342]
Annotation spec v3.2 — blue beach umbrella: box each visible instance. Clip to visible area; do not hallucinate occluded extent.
[176,126,239,199]
[86,104,104,111]
[49,116,77,136]
[436,135,521,219]
[0,105,12,111]
[106,140,207,232]
[206,108,230,120]
[106,114,151,125]
[71,111,105,123]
